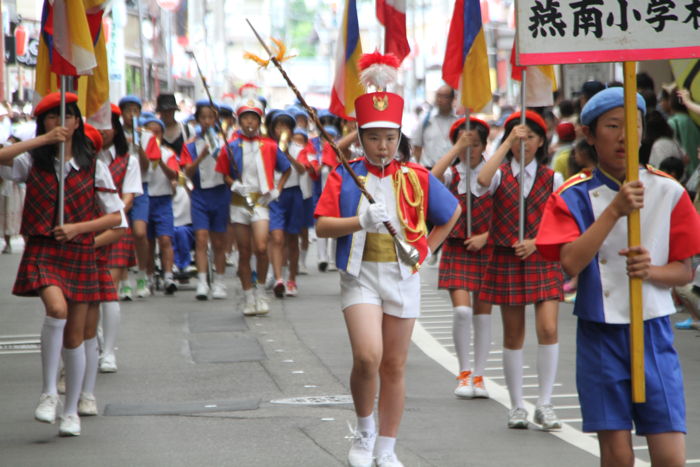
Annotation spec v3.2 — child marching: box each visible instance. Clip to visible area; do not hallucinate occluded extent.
[537,87,700,466]
[431,116,493,399]
[474,110,564,430]
[315,53,460,467]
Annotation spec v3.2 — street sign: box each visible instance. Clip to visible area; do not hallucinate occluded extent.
[515,0,700,65]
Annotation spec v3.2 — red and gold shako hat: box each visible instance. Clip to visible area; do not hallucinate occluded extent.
[504,110,547,134]
[33,92,79,117]
[449,116,490,143]
[354,51,403,129]
[236,98,264,118]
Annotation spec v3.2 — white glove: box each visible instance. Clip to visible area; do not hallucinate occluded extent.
[261,188,280,206]
[230,181,246,195]
[359,203,390,230]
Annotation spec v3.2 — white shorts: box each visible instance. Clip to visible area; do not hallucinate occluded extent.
[339,261,421,318]
[230,204,269,225]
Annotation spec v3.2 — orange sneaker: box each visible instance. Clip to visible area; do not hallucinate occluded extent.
[472,375,489,398]
[454,370,473,398]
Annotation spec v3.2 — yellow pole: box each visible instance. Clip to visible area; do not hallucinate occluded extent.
[623,61,645,403]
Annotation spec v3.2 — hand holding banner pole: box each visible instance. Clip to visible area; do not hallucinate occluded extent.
[58,75,66,226]
[624,61,645,403]
[245,19,419,269]
[518,70,527,243]
[464,109,472,237]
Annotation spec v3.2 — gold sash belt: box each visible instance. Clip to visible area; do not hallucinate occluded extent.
[362,232,397,262]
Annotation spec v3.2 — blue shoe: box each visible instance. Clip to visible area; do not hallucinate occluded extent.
[675,318,695,330]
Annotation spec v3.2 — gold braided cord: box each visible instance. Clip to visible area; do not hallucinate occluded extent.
[392,166,427,242]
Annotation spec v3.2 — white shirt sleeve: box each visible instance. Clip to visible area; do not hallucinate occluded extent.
[95,159,125,215]
[122,156,143,195]
[10,153,32,183]
[442,167,453,186]
[472,168,501,197]
[553,171,564,192]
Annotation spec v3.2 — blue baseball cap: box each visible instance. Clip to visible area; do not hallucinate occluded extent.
[580,87,646,126]
[195,99,218,111]
[322,125,339,138]
[293,127,308,140]
[118,95,142,108]
[139,116,165,130]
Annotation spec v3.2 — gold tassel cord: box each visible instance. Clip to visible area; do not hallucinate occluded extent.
[244,38,296,69]
[392,167,427,242]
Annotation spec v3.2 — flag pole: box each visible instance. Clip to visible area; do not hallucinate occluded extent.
[518,69,527,243]
[464,108,472,237]
[623,61,645,403]
[58,75,67,226]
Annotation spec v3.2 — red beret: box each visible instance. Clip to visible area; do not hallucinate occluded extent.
[33,92,79,117]
[83,123,103,152]
[449,116,491,143]
[556,122,576,142]
[504,110,547,134]
[110,103,122,116]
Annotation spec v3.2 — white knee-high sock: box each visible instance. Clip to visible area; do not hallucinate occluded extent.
[317,237,328,262]
[300,248,307,267]
[537,343,559,406]
[82,337,99,395]
[452,306,473,373]
[101,301,120,356]
[472,314,492,376]
[503,348,524,409]
[62,344,86,416]
[40,317,66,395]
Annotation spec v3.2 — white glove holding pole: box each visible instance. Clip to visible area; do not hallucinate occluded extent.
[359,202,390,230]
[261,188,280,206]
[230,180,246,195]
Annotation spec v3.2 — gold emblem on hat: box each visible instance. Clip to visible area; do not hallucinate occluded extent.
[373,95,389,111]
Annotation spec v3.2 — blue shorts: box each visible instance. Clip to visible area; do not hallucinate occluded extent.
[576,316,686,435]
[147,195,174,239]
[269,186,304,234]
[190,185,231,233]
[302,197,315,229]
[129,183,149,223]
[173,224,194,270]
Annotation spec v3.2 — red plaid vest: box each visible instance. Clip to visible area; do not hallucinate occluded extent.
[21,160,98,245]
[447,166,492,239]
[490,162,554,247]
[109,154,129,195]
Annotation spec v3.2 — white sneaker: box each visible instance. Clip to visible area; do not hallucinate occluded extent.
[78,393,98,416]
[58,413,81,437]
[136,278,151,298]
[34,393,59,424]
[242,296,257,316]
[375,452,404,467]
[508,407,529,429]
[164,278,178,295]
[264,273,275,290]
[99,353,118,373]
[255,292,270,315]
[196,281,210,301]
[534,404,562,431]
[454,371,473,398]
[211,281,227,299]
[347,428,376,467]
[298,262,308,275]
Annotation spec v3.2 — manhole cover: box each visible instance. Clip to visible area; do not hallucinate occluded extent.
[270,395,353,406]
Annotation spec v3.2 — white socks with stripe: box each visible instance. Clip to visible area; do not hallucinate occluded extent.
[537,343,559,406]
[62,344,86,416]
[503,348,524,409]
[472,314,492,376]
[101,301,120,357]
[82,337,99,395]
[40,316,66,395]
[452,306,473,372]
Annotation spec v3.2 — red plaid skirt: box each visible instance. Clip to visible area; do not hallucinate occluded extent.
[478,245,563,306]
[96,246,118,302]
[107,228,136,269]
[438,238,492,292]
[13,236,102,302]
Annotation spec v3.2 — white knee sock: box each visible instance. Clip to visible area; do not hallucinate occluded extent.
[300,248,307,267]
[357,413,375,433]
[101,301,120,357]
[82,337,99,395]
[452,306,473,373]
[472,314,492,376]
[537,343,559,406]
[317,237,328,262]
[503,348,524,409]
[62,344,86,416]
[198,272,207,284]
[40,317,66,395]
[375,436,396,456]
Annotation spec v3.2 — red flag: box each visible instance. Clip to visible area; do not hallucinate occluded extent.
[376,0,410,63]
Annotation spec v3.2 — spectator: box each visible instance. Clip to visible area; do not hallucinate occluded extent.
[640,110,685,167]
[661,85,700,175]
[411,85,458,169]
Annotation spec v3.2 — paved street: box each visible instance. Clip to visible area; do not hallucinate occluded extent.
[1,239,699,466]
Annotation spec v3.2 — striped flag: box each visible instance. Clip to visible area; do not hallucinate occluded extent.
[442,0,492,113]
[376,0,410,63]
[510,42,557,107]
[330,0,364,119]
[82,2,111,129]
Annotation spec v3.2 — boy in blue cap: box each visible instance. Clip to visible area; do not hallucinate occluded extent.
[537,87,700,466]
